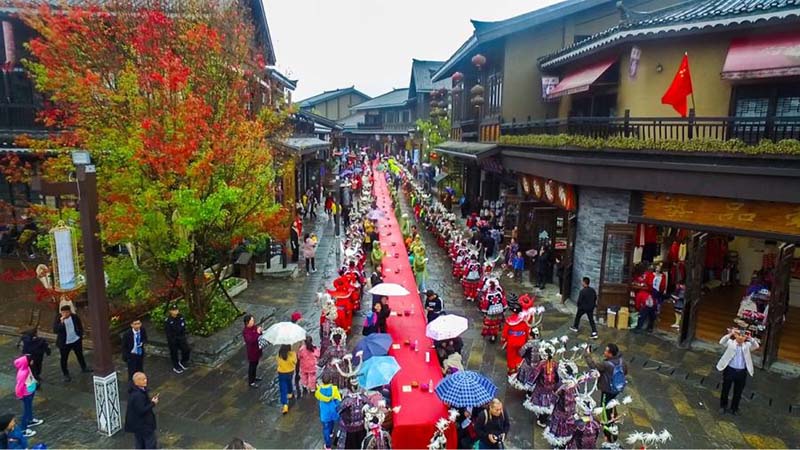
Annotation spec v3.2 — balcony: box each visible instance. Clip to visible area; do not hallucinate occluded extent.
[356,122,413,133]
[0,104,43,133]
[501,111,800,148]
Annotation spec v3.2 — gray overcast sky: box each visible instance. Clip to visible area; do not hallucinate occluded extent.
[263,0,562,101]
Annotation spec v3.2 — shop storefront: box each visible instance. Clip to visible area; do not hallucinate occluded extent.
[501,174,577,297]
[598,192,799,367]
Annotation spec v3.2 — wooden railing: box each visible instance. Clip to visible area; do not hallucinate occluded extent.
[501,110,800,144]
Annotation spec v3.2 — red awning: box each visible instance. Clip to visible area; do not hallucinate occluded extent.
[722,32,800,80]
[547,57,617,99]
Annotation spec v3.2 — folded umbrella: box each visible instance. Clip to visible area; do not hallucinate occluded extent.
[353,333,393,360]
[368,283,410,297]
[426,314,469,341]
[259,322,306,348]
[358,356,401,389]
[435,370,497,408]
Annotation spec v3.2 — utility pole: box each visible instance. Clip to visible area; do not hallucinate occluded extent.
[33,151,121,436]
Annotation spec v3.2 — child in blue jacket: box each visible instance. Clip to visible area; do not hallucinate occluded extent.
[315,374,342,450]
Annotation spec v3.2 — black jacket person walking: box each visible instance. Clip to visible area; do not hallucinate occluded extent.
[125,372,158,449]
[165,305,190,374]
[571,277,599,339]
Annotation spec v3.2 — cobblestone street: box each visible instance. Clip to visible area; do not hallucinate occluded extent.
[1,195,799,448]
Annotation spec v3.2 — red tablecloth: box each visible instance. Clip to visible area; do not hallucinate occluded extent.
[373,169,456,449]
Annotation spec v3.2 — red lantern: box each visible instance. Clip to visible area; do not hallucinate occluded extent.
[471,54,486,69]
[452,72,463,84]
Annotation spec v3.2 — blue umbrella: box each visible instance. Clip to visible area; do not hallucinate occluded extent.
[353,333,392,360]
[358,356,401,389]
[434,370,497,408]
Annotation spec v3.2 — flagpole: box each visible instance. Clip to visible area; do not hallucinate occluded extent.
[686,52,696,113]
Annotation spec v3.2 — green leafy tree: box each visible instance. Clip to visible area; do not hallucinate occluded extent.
[18,0,292,323]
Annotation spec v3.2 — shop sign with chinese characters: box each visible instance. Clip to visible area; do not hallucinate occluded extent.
[642,193,800,237]
[521,175,575,211]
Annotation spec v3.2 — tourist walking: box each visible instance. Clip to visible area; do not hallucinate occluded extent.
[122,319,148,382]
[19,327,50,385]
[276,344,297,414]
[53,305,91,382]
[297,336,320,395]
[14,355,42,438]
[165,304,191,374]
[315,373,342,450]
[290,214,302,263]
[716,329,759,415]
[475,398,510,449]
[242,314,263,388]
[303,233,318,275]
[570,277,599,339]
[124,372,159,449]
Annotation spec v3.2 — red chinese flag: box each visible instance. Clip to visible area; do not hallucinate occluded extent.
[661,53,694,117]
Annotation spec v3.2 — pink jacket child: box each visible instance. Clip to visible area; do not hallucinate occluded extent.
[297,337,320,392]
[15,355,40,432]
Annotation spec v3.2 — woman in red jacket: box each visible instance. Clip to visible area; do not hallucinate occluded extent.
[242,314,263,388]
[502,305,530,375]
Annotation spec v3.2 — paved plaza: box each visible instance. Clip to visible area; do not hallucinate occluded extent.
[0,203,799,449]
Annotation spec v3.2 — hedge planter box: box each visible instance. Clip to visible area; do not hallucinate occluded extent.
[144,302,275,367]
[225,277,248,297]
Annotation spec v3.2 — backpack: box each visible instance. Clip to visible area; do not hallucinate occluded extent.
[608,360,626,394]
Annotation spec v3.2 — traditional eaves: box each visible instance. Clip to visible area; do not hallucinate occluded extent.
[539,0,800,69]
[297,87,371,109]
[432,0,611,82]
[409,60,447,97]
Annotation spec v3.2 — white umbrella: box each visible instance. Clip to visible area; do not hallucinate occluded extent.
[259,322,306,347]
[368,282,410,297]
[426,314,469,340]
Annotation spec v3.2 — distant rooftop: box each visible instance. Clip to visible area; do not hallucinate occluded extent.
[351,88,411,111]
[409,60,448,95]
[296,86,371,108]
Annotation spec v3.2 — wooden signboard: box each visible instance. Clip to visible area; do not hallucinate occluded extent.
[643,193,800,238]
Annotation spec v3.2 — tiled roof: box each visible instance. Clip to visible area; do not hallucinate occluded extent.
[410,60,448,95]
[297,87,371,108]
[432,0,610,82]
[338,112,366,130]
[540,0,800,68]
[278,137,330,155]
[351,88,411,111]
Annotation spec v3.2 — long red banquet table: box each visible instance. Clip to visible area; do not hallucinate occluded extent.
[372,168,456,449]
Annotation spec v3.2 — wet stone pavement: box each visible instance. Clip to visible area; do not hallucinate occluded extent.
[0,199,799,448]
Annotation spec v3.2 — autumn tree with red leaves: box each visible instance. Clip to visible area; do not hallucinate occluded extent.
[17,0,292,322]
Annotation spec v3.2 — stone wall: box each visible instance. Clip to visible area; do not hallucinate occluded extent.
[570,187,632,302]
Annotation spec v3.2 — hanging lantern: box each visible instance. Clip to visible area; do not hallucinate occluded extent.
[439,88,449,97]
[470,96,484,107]
[452,85,462,94]
[49,221,83,291]
[452,72,463,84]
[470,84,485,96]
[471,54,486,69]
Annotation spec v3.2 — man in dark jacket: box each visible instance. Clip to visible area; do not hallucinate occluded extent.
[474,398,510,449]
[122,320,148,382]
[571,277,599,339]
[53,305,91,382]
[585,343,628,442]
[125,372,158,449]
[20,328,50,385]
[164,305,190,374]
[424,290,443,323]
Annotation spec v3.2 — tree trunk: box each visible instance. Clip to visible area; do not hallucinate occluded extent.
[182,260,208,323]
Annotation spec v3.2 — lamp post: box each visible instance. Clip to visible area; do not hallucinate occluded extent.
[34,150,121,436]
